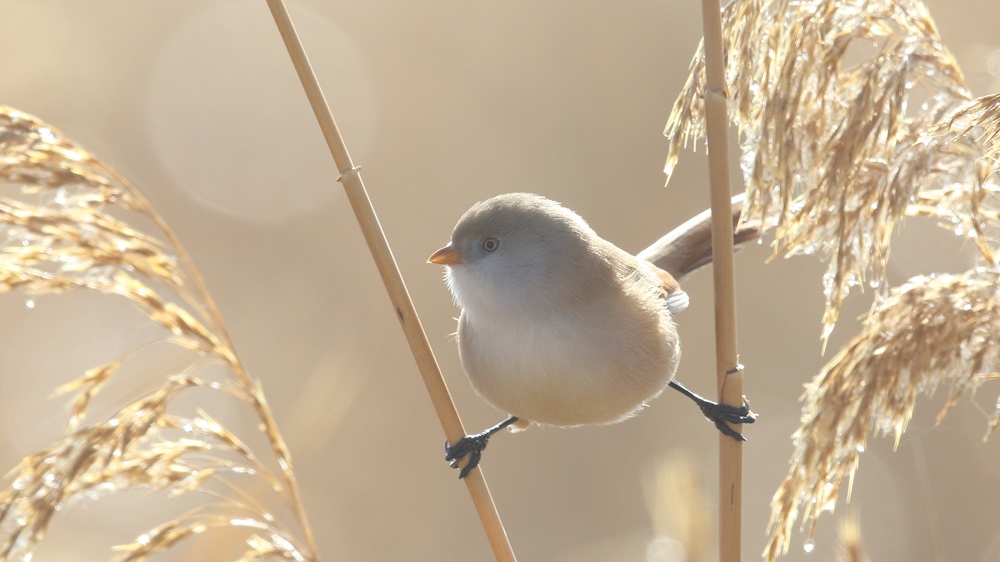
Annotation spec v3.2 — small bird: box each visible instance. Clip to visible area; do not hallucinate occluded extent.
[429,193,755,478]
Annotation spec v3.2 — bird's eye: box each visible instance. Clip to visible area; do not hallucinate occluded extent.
[482,238,499,252]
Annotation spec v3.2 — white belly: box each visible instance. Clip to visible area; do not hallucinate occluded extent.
[456,299,679,427]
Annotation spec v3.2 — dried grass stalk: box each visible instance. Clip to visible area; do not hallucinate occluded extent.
[764,268,1000,560]
[0,107,316,560]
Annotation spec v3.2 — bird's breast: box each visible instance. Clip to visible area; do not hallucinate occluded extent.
[455,296,679,427]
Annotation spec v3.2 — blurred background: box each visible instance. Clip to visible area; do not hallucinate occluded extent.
[2,1,1000,560]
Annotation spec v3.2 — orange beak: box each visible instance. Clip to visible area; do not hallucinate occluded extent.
[427,243,463,265]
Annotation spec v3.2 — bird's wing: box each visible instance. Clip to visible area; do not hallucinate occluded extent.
[643,260,690,314]
[599,238,691,314]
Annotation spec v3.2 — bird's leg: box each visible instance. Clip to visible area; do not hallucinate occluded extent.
[668,380,757,441]
[445,415,519,479]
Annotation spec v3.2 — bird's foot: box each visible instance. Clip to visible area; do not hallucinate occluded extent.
[445,434,489,479]
[668,379,757,440]
[697,398,757,441]
[444,415,519,479]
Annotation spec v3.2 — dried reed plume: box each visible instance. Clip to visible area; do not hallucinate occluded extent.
[765,268,1000,558]
[664,0,1000,560]
[837,516,870,562]
[644,453,712,562]
[665,0,989,340]
[0,107,317,560]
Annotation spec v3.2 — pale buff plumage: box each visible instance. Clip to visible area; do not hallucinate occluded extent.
[431,193,687,428]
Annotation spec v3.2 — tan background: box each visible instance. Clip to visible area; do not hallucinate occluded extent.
[2,1,1000,561]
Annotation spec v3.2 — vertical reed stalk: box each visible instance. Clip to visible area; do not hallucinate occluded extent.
[698,0,744,560]
[264,2,516,560]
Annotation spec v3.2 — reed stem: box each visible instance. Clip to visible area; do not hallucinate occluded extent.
[698,0,745,560]
[264,2,517,560]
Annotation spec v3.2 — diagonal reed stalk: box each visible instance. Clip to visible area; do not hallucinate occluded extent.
[263,2,517,561]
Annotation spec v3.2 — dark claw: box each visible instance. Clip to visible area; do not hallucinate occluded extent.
[669,380,757,440]
[444,415,519,479]
[445,434,490,479]
[698,397,757,441]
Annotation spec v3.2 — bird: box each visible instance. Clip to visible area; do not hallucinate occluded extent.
[428,193,756,478]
